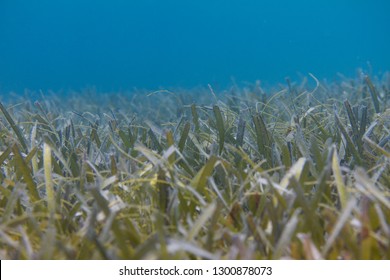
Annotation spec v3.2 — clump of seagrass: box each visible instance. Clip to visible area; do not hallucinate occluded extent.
[0,72,390,260]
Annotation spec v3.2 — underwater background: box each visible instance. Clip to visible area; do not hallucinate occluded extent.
[0,0,389,93]
[2,1,390,262]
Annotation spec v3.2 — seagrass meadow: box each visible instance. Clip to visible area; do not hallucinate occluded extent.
[0,74,390,260]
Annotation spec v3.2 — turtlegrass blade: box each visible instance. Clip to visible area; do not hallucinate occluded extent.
[213,105,225,154]
[344,100,359,138]
[310,135,324,171]
[43,138,73,176]
[310,114,331,140]
[191,104,200,132]
[322,197,357,256]
[246,214,273,254]
[365,75,380,113]
[363,136,390,159]
[90,122,101,148]
[289,178,322,242]
[191,155,218,193]
[331,148,348,210]
[0,102,28,152]
[40,222,56,259]
[344,100,362,152]
[187,202,217,241]
[280,157,306,189]
[25,146,38,166]
[355,168,390,210]
[273,209,300,259]
[295,125,310,159]
[110,155,117,176]
[110,219,134,259]
[206,202,221,251]
[118,129,132,149]
[148,128,163,153]
[167,239,217,259]
[178,121,190,152]
[12,144,40,202]
[89,186,110,216]
[133,234,160,259]
[236,116,245,147]
[165,131,176,165]
[2,183,23,224]
[157,167,170,218]
[359,105,368,139]
[28,119,39,168]
[0,146,11,166]
[297,233,323,260]
[166,130,174,147]
[252,113,272,166]
[44,143,55,218]
[334,108,363,165]
[311,164,332,209]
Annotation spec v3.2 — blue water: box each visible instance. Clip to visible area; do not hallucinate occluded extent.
[0,0,389,93]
